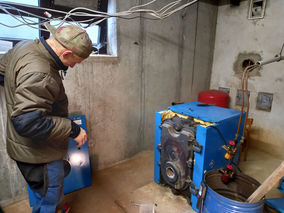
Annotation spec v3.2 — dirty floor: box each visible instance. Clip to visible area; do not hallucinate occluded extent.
[3,148,283,213]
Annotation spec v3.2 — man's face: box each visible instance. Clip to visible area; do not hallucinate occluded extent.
[61,51,85,68]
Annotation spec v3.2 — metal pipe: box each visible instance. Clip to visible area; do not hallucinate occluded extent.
[256,54,284,66]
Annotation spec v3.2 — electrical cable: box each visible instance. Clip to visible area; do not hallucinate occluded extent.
[0,4,102,29]
[0,4,50,31]
[0,0,199,30]
[0,4,47,19]
[129,0,157,11]
[158,0,182,13]
[0,4,96,26]
[208,125,228,146]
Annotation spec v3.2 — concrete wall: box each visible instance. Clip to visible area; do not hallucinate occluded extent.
[210,0,284,157]
[0,89,28,206]
[0,0,217,206]
[64,0,217,171]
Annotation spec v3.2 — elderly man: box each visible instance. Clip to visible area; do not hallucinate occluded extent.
[0,23,92,213]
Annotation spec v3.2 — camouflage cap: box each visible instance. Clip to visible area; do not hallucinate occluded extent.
[44,22,93,59]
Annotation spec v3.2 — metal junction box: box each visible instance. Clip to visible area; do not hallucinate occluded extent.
[154,102,245,212]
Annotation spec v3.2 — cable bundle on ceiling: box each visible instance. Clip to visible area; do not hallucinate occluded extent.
[0,0,198,30]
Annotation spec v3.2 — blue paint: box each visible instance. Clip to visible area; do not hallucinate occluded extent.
[154,111,164,184]
[278,177,284,193]
[190,125,207,209]
[265,198,284,213]
[265,177,284,212]
[63,115,92,193]
[28,115,92,206]
[154,102,245,212]
[191,120,242,211]
[203,186,264,213]
[168,101,241,123]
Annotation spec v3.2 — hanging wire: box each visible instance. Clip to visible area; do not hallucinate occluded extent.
[0,0,198,30]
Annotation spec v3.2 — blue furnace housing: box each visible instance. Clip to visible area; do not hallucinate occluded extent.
[154,101,245,212]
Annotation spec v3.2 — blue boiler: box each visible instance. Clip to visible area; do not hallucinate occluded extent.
[154,102,245,212]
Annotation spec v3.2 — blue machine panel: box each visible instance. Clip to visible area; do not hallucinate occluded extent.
[168,101,241,123]
[278,177,284,193]
[265,198,284,213]
[154,102,245,212]
[154,111,163,184]
[264,177,284,212]
[28,115,92,206]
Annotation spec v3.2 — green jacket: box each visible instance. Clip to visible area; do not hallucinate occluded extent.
[0,38,72,164]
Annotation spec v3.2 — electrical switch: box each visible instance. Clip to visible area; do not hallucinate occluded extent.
[248,0,267,19]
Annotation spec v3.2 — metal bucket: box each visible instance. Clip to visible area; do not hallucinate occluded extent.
[202,170,264,213]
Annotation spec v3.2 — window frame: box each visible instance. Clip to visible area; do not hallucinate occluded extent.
[0,0,108,54]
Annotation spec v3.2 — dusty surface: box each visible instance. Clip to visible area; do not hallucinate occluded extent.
[115,182,194,213]
[3,148,283,213]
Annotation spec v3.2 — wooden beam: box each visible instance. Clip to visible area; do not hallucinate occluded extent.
[247,161,284,203]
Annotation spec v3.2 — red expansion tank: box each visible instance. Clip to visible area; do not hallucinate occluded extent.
[198,89,229,108]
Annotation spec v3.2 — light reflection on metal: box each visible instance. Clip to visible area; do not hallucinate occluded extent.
[69,152,86,167]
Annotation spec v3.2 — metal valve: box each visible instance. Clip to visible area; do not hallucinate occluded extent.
[219,164,235,184]
[222,140,237,160]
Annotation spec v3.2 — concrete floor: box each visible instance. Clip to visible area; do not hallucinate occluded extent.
[2,147,284,213]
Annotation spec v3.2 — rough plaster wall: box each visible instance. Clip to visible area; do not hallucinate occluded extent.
[0,0,217,206]
[210,0,284,157]
[0,88,27,206]
[188,1,217,101]
[64,0,143,171]
[143,0,217,150]
[65,0,217,171]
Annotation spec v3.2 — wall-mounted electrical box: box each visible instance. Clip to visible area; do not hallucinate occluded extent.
[256,92,273,111]
[218,87,230,94]
[236,89,250,106]
[248,0,267,19]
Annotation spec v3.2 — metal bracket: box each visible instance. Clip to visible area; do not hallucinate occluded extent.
[192,139,202,153]
[157,143,162,150]
[187,159,193,168]
[188,180,199,196]
[196,182,207,210]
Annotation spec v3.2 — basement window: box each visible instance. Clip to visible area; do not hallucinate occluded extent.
[0,0,110,55]
[0,0,39,52]
[49,20,101,50]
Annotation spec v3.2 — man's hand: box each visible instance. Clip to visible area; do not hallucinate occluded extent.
[73,128,87,147]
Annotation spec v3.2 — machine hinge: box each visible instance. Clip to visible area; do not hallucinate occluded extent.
[188,180,199,196]
[192,139,202,153]
[186,159,193,168]
[157,143,162,150]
